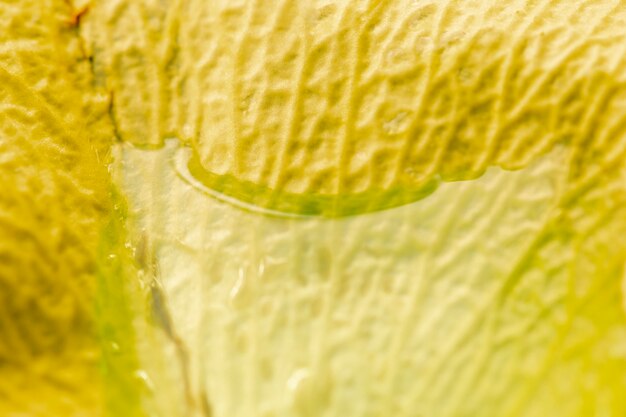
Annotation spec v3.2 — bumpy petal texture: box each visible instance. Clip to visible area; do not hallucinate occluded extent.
[0,0,116,415]
[85,0,626,215]
[81,1,626,417]
[3,1,626,417]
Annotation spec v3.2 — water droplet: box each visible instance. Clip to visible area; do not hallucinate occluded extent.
[315,4,335,22]
[414,36,433,55]
[229,267,248,307]
[385,48,403,65]
[621,267,626,316]
[135,369,154,392]
[182,123,193,139]
[404,166,422,181]
[442,30,465,48]
[458,68,473,84]
[383,112,409,135]
[287,367,333,415]
[287,368,310,393]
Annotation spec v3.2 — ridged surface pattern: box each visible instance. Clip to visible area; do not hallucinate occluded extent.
[0,0,113,415]
[80,0,626,416]
[86,0,626,215]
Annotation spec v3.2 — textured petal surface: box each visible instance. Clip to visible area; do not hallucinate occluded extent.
[84,1,626,416]
[86,0,626,215]
[0,0,114,415]
[3,1,626,416]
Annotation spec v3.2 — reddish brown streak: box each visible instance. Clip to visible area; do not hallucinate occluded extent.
[68,6,90,28]
[62,2,92,60]
[61,0,90,28]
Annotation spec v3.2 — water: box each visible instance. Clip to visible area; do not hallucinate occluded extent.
[111,140,626,417]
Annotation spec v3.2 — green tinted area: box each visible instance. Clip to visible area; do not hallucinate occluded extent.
[116,141,626,417]
[96,198,197,417]
[96,201,146,417]
[185,150,439,217]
